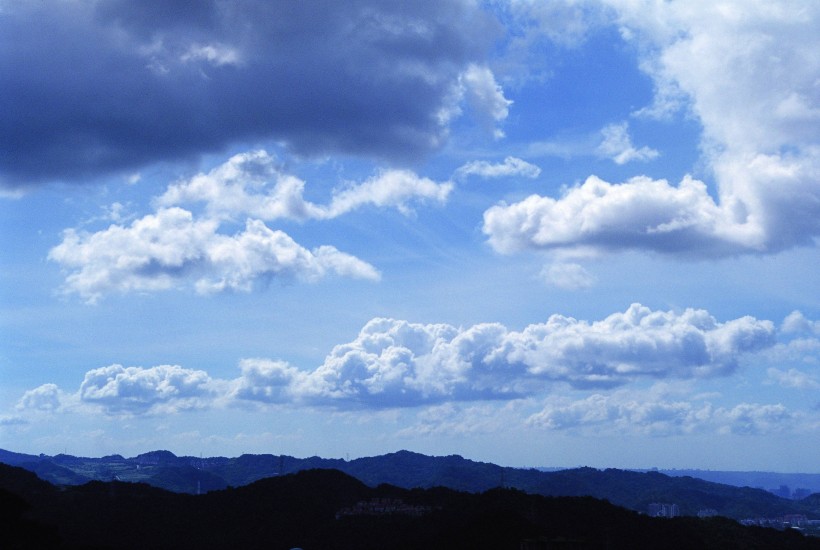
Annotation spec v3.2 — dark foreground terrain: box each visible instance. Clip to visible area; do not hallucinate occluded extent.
[2,463,818,550]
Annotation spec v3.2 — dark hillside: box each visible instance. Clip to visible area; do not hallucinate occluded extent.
[1,464,819,550]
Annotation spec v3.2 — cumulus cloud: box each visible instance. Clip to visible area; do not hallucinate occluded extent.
[14,306,813,419]
[50,150,472,301]
[231,359,307,405]
[781,311,820,336]
[78,364,220,415]
[49,207,379,302]
[455,156,541,179]
[227,304,775,408]
[17,383,66,413]
[485,0,820,258]
[596,122,659,164]
[0,0,499,188]
[484,175,736,256]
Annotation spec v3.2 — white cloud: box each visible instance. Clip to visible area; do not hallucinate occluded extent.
[17,383,65,413]
[233,304,775,408]
[157,151,453,221]
[156,151,324,222]
[596,121,659,164]
[78,364,220,415]
[541,262,596,290]
[483,175,733,256]
[455,156,541,179]
[231,358,307,405]
[457,64,513,138]
[486,1,820,258]
[54,148,454,302]
[782,310,820,335]
[180,43,242,67]
[719,403,793,436]
[49,207,379,302]
[528,388,794,436]
[766,368,820,390]
[16,306,793,416]
[326,169,453,218]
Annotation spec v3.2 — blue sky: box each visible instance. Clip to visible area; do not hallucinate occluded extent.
[1,0,818,471]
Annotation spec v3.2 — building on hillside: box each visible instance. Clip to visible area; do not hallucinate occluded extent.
[648,503,679,518]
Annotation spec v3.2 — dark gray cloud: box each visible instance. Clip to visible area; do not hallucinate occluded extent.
[0,0,498,188]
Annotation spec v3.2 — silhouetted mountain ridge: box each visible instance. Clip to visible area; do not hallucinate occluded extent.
[1,447,818,520]
[1,463,818,550]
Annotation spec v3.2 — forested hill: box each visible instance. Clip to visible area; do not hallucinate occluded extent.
[2,463,819,550]
[1,448,819,520]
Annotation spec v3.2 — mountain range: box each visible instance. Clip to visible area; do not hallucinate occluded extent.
[2,447,819,521]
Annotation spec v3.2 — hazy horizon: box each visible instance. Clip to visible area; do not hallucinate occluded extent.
[1,1,818,473]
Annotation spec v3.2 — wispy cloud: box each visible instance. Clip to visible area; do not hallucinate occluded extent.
[455,156,541,180]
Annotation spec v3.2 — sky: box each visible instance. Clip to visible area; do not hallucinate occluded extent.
[1,0,819,472]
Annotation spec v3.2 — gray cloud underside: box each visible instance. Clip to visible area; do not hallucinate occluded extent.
[18,304,785,416]
[0,0,497,187]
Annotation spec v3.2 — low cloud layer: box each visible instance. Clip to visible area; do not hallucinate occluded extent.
[528,389,793,437]
[0,0,504,188]
[17,304,792,418]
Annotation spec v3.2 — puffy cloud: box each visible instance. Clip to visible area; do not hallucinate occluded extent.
[231,359,307,405]
[157,151,453,221]
[49,207,379,302]
[12,306,807,420]
[228,304,775,408]
[156,151,324,222]
[455,156,541,179]
[486,0,820,258]
[596,122,659,164]
[781,311,820,336]
[17,383,65,413]
[719,403,793,436]
[766,368,820,390]
[78,364,219,415]
[0,0,499,188]
[483,175,736,256]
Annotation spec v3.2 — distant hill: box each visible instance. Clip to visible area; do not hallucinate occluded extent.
[656,469,820,497]
[1,463,818,550]
[1,447,819,520]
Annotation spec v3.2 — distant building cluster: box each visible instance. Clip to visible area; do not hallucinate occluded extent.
[769,484,813,500]
[336,498,432,519]
[647,503,679,518]
[740,514,816,531]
